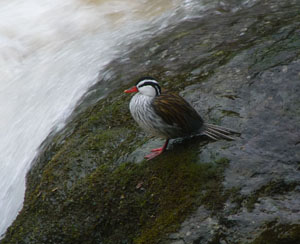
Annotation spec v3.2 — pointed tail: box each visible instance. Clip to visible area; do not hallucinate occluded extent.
[202,123,238,140]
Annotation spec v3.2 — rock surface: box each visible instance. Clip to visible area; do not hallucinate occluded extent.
[2,0,300,243]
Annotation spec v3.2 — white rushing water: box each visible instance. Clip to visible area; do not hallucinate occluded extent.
[0,0,242,237]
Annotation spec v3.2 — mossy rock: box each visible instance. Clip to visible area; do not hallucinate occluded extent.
[3,1,300,243]
[2,78,230,244]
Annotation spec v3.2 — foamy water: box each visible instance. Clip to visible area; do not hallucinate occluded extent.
[0,0,257,237]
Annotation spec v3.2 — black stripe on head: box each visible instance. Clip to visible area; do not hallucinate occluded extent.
[136,76,157,85]
[136,77,161,95]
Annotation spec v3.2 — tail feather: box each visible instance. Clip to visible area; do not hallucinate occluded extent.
[202,131,219,140]
[205,123,239,134]
[202,123,238,140]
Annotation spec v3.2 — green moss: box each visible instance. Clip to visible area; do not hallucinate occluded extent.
[248,18,300,76]
[250,222,300,244]
[244,181,297,211]
[173,31,191,40]
[68,144,228,244]
[221,110,241,118]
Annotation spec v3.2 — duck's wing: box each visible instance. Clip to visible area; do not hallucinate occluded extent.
[152,93,204,135]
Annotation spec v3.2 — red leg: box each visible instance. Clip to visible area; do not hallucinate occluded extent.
[145,139,169,160]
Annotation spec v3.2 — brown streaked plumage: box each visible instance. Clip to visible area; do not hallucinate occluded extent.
[153,93,204,137]
[124,77,237,160]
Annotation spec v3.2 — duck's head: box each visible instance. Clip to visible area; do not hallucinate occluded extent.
[124,77,161,97]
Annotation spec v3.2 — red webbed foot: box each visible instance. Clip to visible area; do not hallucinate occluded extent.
[144,139,169,161]
[144,149,164,160]
[150,147,164,152]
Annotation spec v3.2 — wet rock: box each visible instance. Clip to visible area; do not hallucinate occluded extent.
[3,0,300,243]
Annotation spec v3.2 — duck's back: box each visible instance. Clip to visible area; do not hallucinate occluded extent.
[152,92,204,138]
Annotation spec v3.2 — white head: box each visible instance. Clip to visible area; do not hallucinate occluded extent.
[124,77,161,97]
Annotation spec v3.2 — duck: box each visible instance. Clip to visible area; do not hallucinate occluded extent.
[124,77,236,160]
